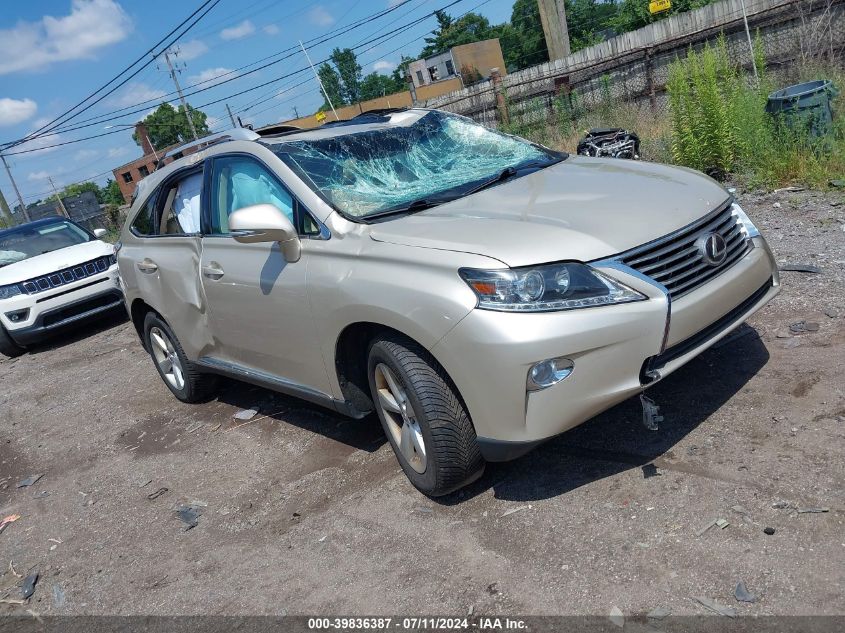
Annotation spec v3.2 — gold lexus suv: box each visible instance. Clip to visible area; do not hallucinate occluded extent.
[117,109,779,496]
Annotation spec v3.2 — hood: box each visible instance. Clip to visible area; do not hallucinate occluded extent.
[0,240,112,285]
[368,157,731,267]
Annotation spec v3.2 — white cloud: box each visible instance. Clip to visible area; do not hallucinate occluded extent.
[373,60,395,73]
[0,98,38,126]
[112,82,167,108]
[263,24,280,36]
[27,170,51,182]
[188,67,236,88]
[73,148,99,160]
[0,0,133,75]
[308,6,334,27]
[220,20,255,40]
[205,116,222,130]
[13,132,62,157]
[170,39,208,61]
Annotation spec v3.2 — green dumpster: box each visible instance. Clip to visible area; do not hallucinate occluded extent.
[765,80,838,137]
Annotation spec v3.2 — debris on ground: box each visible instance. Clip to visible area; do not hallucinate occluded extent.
[789,321,820,334]
[51,584,66,608]
[641,464,660,478]
[501,506,529,517]
[639,393,662,431]
[829,179,845,188]
[647,606,671,620]
[210,423,222,432]
[146,487,168,500]
[735,581,758,603]
[414,507,433,514]
[486,582,499,595]
[763,527,776,535]
[694,596,737,617]
[772,500,795,510]
[609,605,624,628]
[731,505,748,515]
[0,514,21,536]
[175,504,204,530]
[233,408,258,421]
[20,573,38,600]
[697,517,728,536]
[824,308,840,318]
[185,422,204,433]
[773,186,805,194]
[16,474,43,488]
[797,507,829,514]
[779,264,822,274]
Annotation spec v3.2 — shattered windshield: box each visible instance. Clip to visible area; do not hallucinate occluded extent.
[273,111,562,219]
[0,220,91,268]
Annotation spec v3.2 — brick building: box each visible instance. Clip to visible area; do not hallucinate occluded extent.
[111,122,201,204]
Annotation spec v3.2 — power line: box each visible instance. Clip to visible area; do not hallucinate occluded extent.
[1,0,221,151]
[26,0,427,140]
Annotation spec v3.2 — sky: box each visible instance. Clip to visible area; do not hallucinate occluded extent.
[0,0,515,207]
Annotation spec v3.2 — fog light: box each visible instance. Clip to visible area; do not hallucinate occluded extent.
[527,356,574,391]
[5,308,30,323]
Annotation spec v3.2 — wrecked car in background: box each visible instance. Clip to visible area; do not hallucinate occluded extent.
[117,108,779,496]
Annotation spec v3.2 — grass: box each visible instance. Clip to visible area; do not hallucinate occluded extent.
[499,47,845,190]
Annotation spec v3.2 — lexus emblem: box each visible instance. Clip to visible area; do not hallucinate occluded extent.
[697,232,728,266]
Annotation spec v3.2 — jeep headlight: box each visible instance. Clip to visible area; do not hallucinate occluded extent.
[459,262,645,312]
[0,284,22,300]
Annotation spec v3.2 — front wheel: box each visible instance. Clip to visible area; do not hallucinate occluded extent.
[0,325,25,358]
[143,313,216,403]
[368,334,484,496]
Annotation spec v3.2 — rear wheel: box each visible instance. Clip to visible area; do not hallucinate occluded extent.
[368,334,484,496]
[0,326,25,358]
[143,313,216,403]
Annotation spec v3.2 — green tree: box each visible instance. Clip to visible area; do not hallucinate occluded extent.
[611,0,716,33]
[317,62,346,110]
[359,72,406,101]
[101,179,124,206]
[331,48,363,104]
[60,181,102,202]
[420,12,496,58]
[133,102,209,149]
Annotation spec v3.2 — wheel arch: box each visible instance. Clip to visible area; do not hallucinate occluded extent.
[129,298,157,351]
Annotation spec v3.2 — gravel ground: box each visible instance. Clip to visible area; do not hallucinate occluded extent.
[0,188,843,617]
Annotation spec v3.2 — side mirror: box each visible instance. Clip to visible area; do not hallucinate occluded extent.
[93,228,108,239]
[229,204,301,263]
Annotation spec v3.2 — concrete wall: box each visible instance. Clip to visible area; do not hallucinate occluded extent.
[452,38,507,83]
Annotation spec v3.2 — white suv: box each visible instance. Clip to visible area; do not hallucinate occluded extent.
[0,217,123,356]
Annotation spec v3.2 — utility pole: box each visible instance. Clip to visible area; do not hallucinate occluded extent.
[739,0,759,83]
[299,40,339,121]
[1,153,30,223]
[163,50,199,140]
[0,187,15,226]
[293,106,300,119]
[48,176,70,219]
[537,0,571,61]
[226,104,238,128]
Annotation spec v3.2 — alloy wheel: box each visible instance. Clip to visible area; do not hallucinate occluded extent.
[149,326,185,391]
[374,363,427,474]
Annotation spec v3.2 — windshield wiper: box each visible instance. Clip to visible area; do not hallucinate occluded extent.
[362,197,448,222]
[465,158,565,196]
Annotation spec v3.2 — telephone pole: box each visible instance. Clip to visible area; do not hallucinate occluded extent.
[0,187,15,226]
[537,0,571,61]
[163,50,199,140]
[1,153,30,223]
[226,103,238,128]
[48,176,69,218]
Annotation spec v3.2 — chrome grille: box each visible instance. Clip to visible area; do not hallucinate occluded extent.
[21,256,111,295]
[619,203,750,298]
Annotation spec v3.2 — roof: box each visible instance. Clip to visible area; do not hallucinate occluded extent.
[261,108,429,145]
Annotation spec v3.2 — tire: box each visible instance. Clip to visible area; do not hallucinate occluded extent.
[0,325,25,358]
[143,312,217,403]
[367,333,484,497]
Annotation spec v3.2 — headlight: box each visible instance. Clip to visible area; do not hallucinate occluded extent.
[731,202,760,238]
[459,262,646,312]
[0,284,22,300]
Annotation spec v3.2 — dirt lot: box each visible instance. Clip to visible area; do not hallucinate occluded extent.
[1,188,843,618]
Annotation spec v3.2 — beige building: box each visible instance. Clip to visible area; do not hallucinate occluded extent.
[408,39,506,89]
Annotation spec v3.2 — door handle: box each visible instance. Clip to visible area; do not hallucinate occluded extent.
[202,263,225,280]
[137,259,158,273]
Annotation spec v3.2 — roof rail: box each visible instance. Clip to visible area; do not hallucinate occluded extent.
[161,128,260,162]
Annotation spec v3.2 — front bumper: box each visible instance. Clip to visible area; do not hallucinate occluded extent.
[2,265,124,346]
[431,236,779,460]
